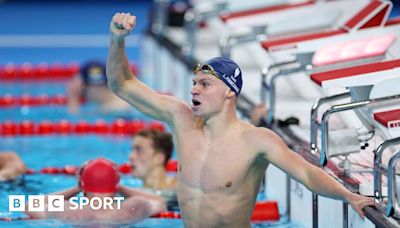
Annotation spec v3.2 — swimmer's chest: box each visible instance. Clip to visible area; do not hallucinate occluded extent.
[179,137,257,192]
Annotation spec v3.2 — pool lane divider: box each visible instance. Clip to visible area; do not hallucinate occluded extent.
[0,62,138,81]
[0,94,84,107]
[26,160,178,175]
[0,90,168,107]
[0,119,165,136]
[0,200,280,222]
[0,62,78,80]
[152,201,280,221]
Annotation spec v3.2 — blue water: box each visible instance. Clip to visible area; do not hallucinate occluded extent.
[0,105,149,122]
[0,1,152,35]
[0,80,151,121]
[0,47,141,66]
[0,82,67,96]
[0,218,305,228]
[0,135,131,168]
[0,0,150,64]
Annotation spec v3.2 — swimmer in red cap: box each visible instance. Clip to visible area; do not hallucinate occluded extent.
[0,151,26,181]
[129,129,176,190]
[107,13,375,227]
[80,157,121,194]
[26,157,166,224]
[67,60,131,114]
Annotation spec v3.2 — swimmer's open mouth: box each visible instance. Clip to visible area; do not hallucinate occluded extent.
[192,99,201,106]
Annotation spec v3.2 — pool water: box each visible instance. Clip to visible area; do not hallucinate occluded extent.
[1,218,305,228]
[0,82,66,96]
[0,80,150,122]
[0,135,132,169]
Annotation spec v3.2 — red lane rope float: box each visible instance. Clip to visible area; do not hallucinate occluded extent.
[0,94,81,107]
[152,201,280,221]
[0,62,138,81]
[0,119,165,136]
[25,160,178,175]
[0,62,79,80]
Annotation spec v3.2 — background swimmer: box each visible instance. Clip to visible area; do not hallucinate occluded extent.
[26,158,165,223]
[67,60,131,114]
[129,129,176,190]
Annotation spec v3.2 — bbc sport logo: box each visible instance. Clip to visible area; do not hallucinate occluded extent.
[9,195,124,211]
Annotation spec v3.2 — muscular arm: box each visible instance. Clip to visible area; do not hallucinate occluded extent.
[119,185,166,215]
[260,129,374,218]
[26,186,81,219]
[0,152,26,181]
[106,13,189,124]
[50,186,81,200]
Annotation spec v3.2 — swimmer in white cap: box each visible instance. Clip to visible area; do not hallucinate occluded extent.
[107,13,375,227]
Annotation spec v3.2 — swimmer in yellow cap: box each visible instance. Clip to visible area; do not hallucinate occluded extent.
[0,151,26,181]
[107,13,375,227]
[26,158,165,224]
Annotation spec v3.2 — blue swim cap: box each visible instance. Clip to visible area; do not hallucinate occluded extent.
[80,60,107,86]
[204,57,243,96]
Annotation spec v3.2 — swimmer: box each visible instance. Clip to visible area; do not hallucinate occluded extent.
[0,151,26,181]
[129,129,176,190]
[107,13,375,227]
[67,60,131,114]
[130,129,178,211]
[26,158,165,223]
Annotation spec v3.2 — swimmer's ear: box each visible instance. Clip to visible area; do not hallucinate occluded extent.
[225,89,235,99]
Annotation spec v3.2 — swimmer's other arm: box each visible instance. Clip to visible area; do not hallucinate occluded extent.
[119,185,166,216]
[25,186,81,219]
[106,13,188,124]
[261,129,375,218]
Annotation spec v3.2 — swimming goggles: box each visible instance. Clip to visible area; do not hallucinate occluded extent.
[193,64,220,79]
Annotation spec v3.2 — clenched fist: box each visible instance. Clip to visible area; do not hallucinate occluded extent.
[110,13,136,40]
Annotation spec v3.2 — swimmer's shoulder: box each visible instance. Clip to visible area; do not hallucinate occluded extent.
[239,120,274,134]
[166,100,194,124]
[240,122,281,146]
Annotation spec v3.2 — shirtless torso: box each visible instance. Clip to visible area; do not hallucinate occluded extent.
[175,119,269,228]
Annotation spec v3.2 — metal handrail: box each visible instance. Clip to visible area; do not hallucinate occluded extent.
[152,0,169,35]
[386,150,400,217]
[182,2,228,59]
[374,137,400,205]
[260,61,304,125]
[220,25,268,58]
[319,94,400,166]
[310,92,351,154]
